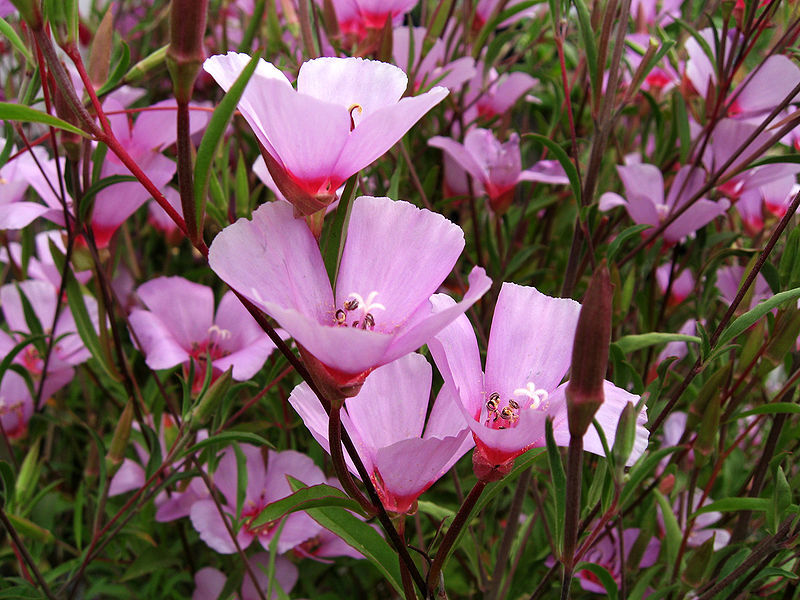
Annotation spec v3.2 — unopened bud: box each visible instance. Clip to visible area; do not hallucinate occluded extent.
[189,367,233,427]
[105,400,134,478]
[611,401,636,470]
[166,0,208,103]
[87,7,114,88]
[566,261,613,437]
[10,0,42,29]
[14,439,40,507]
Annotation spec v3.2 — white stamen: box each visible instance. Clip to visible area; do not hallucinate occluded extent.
[514,382,550,411]
[207,324,232,340]
[346,291,386,315]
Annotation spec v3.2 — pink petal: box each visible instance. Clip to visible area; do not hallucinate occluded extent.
[344,353,431,451]
[428,135,487,183]
[598,192,628,211]
[190,499,253,554]
[136,277,215,352]
[334,87,448,179]
[0,203,51,230]
[664,198,729,242]
[128,309,192,370]
[296,57,408,120]
[265,449,326,502]
[108,459,145,496]
[215,444,267,509]
[192,567,226,600]
[335,196,465,326]
[484,283,580,399]
[734,55,800,117]
[241,554,299,600]
[211,291,275,380]
[518,160,570,185]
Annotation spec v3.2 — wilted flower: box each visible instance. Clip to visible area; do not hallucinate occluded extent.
[203,53,448,216]
[209,195,490,398]
[289,353,473,513]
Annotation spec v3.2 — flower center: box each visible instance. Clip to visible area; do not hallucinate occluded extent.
[189,326,232,363]
[482,382,550,430]
[334,291,385,331]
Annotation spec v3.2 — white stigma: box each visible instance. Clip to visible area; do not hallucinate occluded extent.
[513,382,550,411]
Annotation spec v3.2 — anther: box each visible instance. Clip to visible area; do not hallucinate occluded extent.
[363,313,375,329]
[335,309,346,325]
[344,298,359,311]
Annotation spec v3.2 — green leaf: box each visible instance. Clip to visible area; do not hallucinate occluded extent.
[654,491,681,567]
[184,430,273,455]
[574,563,618,599]
[615,332,700,354]
[770,467,791,533]
[606,224,650,262]
[299,500,404,594]
[731,403,800,420]
[250,483,363,528]
[0,102,88,136]
[0,17,33,62]
[620,446,682,507]
[545,418,566,551]
[717,286,800,347]
[0,460,14,508]
[573,0,598,101]
[322,175,358,287]
[691,497,770,518]
[194,52,261,235]
[120,547,179,582]
[524,132,581,204]
[416,500,455,522]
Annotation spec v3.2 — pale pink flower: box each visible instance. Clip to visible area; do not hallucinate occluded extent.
[0,371,34,440]
[289,353,473,513]
[463,65,538,123]
[128,277,276,387]
[203,53,448,215]
[0,145,66,230]
[655,264,695,305]
[715,265,771,310]
[429,283,649,470]
[392,26,476,92]
[189,446,325,554]
[429,128,568,214]
[575,528,660,594]
[192,554,298,600]
[598,164,729,243]
[208,195,490,392]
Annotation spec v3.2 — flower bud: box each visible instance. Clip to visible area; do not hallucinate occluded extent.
[14,439,40,508]
[611,401,636,470]
[166,0,208,103]
[44,0,79,49]
[189,367,233,428]
[104,400,134,478]
[566,261,613,437]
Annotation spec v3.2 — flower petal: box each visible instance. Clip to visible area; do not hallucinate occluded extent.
[190,499,253,554]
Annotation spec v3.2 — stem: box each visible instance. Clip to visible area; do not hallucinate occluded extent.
[0,509,59,600]
[560,435,584,600]
[427,479,487,596]
[176,99,199,245]
[328,404,377,514]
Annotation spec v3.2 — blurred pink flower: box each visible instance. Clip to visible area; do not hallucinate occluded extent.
[0,145,66,230]
[0,371,34,440]
[128,276,276,388]
[715,265,771,310]
[655,264,695,305]
[289,353,473,513]
[192,553,298,600]
[189,446,325,554]
[203,53,447,216]
[576,528,660,594]
[208,196,490,395]
[463,65,537,123]
[429,283,649,471]
[429,128,567,214]
[598,164,729,243]
[393,26,476,92]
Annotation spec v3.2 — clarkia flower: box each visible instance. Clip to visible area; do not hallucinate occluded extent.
[203,53,448,216]
[392,26,476,92]
[0,144,65,230]
[429,128,567,214]
[289,353,473,514]
[0,371,34,440]
[598,163,729,243]
[128,276,276,389]
[190,446,325,553]
[208,195,491,397]
[193,553,298,600]
[574,528,660,594]
[463,65,537,123]
[429,283,648,472]
[715,265,771,311]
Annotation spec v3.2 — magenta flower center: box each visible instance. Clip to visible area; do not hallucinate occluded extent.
[189,325,232,362]
[333,291,385,331]
[481,382,549,430]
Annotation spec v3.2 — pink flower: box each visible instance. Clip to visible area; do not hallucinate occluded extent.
[715,265,771,310]
[429,283,648,470]
[0,280,95,404]
[189,446,325,554]
[0,231,92,290]
[598,164,729,243]
[655,264,695,305]
[658,489,731,551]
[575,528,660,594]
[0,145,66,230]
[429,128,567,214]
[192,553,298,600]
[91,99,209,247]
[289,353,473,514]
[208,195,490,394]
[128,277,277,388]
[392,27,476,92]
[203,53,448,216]
[463,65,537,123]
[0,371,34,440]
